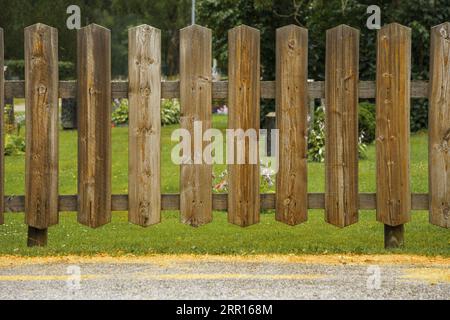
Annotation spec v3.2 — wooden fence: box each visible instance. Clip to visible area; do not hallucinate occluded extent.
[0,22,449,249]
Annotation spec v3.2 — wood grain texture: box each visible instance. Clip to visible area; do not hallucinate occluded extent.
[24,24,59,229]
[3,193,432,212]
[228,25,260,227]
[325,25,359,228]
[376,23,411,226]
[0,28,3,225]
[4,80,431,100]
[77,24,112,228]
[128,25,161,227]
[275,25,308,225]
[179,25,212,226]
[429,22,450,228]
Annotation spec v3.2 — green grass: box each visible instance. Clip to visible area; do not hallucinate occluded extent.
[0,115,448,256]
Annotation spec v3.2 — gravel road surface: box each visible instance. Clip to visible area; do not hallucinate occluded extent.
[0,255,448,300]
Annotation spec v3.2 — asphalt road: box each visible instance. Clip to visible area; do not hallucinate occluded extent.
[0,255,448,300]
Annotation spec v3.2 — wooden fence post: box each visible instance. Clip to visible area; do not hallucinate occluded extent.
[376,23,411,248]
[228,25,260,227]
[180,25,212,226]
[128,25,161,227]
[77,24,112,228]
[275,25,308,225]
[0,28,3,225]
[429,22,450,229]
[24,24,59,246]
[325,25,360,228]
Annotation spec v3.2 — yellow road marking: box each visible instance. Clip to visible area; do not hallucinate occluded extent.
[0,273,324,282]
[401,268,450,284]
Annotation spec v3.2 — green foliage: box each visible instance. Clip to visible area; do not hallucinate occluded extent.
[4,134,25,156]
[161,99,181,126]
[358,102,376,143]
[308,106,368,162]
[308,106,326,163]
[111,99,181,126]
[411,99,428,132]
[112,100,129,125]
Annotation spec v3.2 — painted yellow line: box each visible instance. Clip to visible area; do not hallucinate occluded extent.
[400,268,450,284]
[135,273,325,281]
[0,273,324,282]
[0,274,103,281]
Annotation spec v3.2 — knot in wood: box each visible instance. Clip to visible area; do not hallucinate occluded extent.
[38,85,47,95]
[140,87,151,97]
[288,39,296,50]
[439,27,449,39]
[89,87,96,95]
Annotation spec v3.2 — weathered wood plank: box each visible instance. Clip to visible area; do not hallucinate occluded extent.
[77,24,112,228]
[0,28,4,225]
[325,25,359,228]
[376,23,411,226]
[3,193,431,212]
[429,22,450,228]
[128,25,161,227]
[4,80,430,100]
[179,25,213,226]
[228,25,261,227]
[24,24,59,229]
[275,25,308,225]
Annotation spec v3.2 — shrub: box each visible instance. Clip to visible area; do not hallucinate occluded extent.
[111,99,181,126]
[111,99,129,125]
[359,102,376,143]
[5,134,25,156]
[161,99,180,126]
[308,106,367,162]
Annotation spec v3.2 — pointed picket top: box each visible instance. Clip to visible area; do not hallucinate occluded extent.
[431,22,450,39]
[129,24,160,33]
[326,24,359,35]
[180,23,211,33]
[277,24,308,34]
[81,23,110,33]
[229,24,260,35]
[380,22,411,33]
[24,23,56,33]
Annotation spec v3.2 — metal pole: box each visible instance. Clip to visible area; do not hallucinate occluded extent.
[192,0,196,25]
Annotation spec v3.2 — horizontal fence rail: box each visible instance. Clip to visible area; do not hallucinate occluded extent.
[4,80,430,100]
[2,193,431,212]
[0,21,449,250]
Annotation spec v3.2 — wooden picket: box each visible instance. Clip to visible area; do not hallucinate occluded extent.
[325,25,359,227]
[0,21,448,249]
[429,22,450,229]
[227,25,261,227]
[0,27,3,226]
[128,25,161,227]
[376,23,411,226]
[179,25,213,226]
[77,24,112,228]
[275,25,308,225]
[24,24,59,229]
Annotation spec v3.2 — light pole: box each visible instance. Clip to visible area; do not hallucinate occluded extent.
[192,0,196,25]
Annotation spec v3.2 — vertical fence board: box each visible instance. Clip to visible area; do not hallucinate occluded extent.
[228,25,260,227]
[429,22,450,228]
[180,25,212,226]
[24,24,59,229]
[0,28,3,225]
[275,25,308,225]
[376,23,411,226]
[128,25,161,227]
[77,24,112,228]
[325,25,359,227]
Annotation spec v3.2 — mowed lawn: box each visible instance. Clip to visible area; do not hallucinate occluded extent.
[0,115,448,256]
